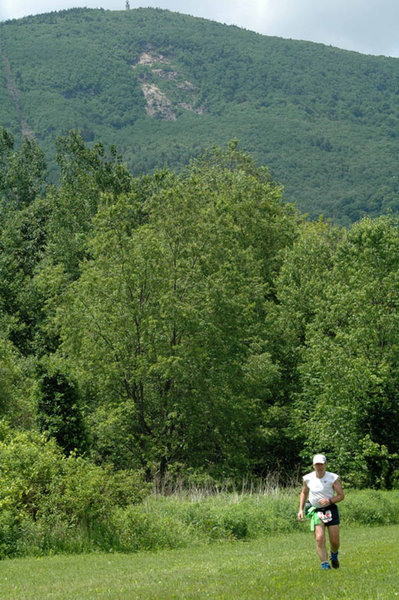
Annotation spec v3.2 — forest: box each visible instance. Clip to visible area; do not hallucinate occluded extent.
[1,7,399,223]
[1,128,398,491]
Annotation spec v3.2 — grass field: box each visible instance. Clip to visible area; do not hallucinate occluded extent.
[0,525,398,599]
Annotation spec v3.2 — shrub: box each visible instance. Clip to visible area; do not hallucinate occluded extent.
[0,424,149,557]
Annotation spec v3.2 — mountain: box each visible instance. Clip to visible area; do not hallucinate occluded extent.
[1,7,399,223]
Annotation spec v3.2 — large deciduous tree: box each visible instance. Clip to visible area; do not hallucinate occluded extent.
[56,146,298,480]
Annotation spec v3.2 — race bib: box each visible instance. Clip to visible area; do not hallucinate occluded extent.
[317,509,332,524]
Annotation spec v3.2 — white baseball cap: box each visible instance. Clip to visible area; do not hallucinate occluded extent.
[313,454,327,464]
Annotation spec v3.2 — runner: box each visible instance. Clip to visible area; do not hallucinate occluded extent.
[297,454,345,570]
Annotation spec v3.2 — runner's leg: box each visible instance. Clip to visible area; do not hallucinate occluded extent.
[314,523,328,562]
[327,524,340,553]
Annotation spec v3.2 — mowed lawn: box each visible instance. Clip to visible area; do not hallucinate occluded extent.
[0,525,398,599]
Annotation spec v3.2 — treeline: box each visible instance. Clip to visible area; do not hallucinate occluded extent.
[1,129,399,497]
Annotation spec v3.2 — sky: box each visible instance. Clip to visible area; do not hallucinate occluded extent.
[1,0,399,58]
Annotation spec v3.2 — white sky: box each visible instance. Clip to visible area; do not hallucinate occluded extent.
[1,0,398,58]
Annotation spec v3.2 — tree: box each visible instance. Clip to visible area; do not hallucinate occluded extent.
[271,218,344,406]
[55,147,298,481]
[45,131,134,278]
[297,217,399,487]
[0,197,52,355]
[55,130,133,196]
[0,129,47,209]
[0,333,35,428]
[245,219,344,476]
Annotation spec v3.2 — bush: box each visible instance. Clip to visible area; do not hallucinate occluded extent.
[0,424,149,557]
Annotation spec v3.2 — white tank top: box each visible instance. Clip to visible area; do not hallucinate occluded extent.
[303,471,338,508]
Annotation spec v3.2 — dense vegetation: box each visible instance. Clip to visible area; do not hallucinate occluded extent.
[1,7,399,222]
[1,127,399,489]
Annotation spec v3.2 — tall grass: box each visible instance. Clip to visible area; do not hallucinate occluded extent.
[3,485,399,559]
[151,471,301,498]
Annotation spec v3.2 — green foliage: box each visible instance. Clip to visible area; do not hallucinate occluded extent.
[3,481,399,558]
[45,131,134,278]
[55,145,298,479]
[0,196,52,354]
[0,337,35,427]
[94,488,399,553]
[342,489,399,525]
[55,130,133,196]
[0,424,149,557]
[0,128,47,208]
[293,216,399,487]
[110,505,194,552]
[0,406,398,560]
[36,370,88,455]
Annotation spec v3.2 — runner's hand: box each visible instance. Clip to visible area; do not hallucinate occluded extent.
[318,498,331,506]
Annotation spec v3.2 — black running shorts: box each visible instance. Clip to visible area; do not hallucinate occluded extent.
[317,503,340,526]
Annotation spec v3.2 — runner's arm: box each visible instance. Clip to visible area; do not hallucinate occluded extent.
[329,478,344,504]
[297,481,309,521]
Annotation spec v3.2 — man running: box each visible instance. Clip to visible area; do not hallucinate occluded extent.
[297,454,345,570]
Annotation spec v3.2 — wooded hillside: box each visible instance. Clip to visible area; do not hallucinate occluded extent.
[1,7,399,222]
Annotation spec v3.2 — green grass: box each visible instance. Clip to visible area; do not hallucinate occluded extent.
[0,525,398,599]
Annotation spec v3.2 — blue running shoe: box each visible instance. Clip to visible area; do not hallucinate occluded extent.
[322,561,331,570]
[330,552,339,569]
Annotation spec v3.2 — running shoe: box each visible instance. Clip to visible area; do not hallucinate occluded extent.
[330,552,339,569]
